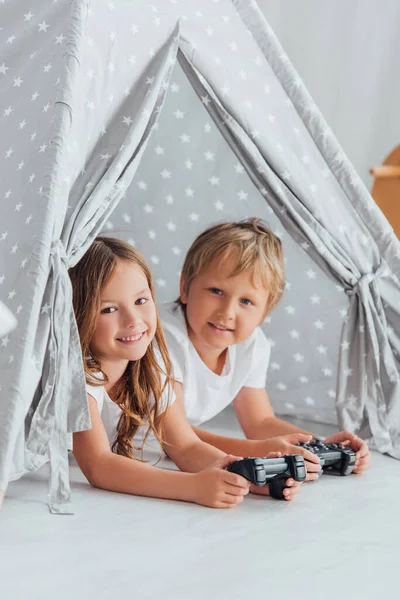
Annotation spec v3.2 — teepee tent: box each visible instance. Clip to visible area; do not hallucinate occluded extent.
[1,0,399,513]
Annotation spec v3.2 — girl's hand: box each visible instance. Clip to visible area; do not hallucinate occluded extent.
[323,431,371,474]
[249,452,303,501]
[192,455,250,508]
[257,434,322,481]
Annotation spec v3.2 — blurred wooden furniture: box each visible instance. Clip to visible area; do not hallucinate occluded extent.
[370,145,400,237]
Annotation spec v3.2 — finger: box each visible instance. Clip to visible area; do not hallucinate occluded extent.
[217,496,244,508]
[354,439,369,456]
[291,481,302,490]
[224,484,250,497]
[304,459,321,473]
[283,487,296,501]
[223,492,246,504]
[353,457,371,474]
[297,447,321,464]
[331,430,353,443]
[353,466,366,474]
[285,482,301,497]
[266,452,282,458]
[218,454,244,469]
[250,484,271,496]
[286,433,313,444]
[340,440,352,447]
[306,472,321,481]
[223,471,251,489]
[355,454,370,467]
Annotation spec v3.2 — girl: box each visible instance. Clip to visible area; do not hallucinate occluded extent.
[69,237,301,507]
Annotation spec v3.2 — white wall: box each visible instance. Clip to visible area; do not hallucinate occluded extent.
[257,0,400,188]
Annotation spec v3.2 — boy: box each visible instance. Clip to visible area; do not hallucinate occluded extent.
[160,219,371,479]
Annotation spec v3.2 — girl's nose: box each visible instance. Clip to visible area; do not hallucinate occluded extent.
[123,308,141,328]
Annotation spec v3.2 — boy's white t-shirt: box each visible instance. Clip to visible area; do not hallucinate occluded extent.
[160,302,271,426]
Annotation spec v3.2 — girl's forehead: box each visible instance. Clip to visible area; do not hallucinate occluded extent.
[103,260,148,294]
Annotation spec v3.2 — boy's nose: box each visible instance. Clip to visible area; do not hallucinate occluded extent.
[219,301,235,321]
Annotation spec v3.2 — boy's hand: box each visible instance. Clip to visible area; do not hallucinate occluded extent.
[323,431,371,474]
[257,434,322,481]
[192,455,250,508]
[249,452,303,501]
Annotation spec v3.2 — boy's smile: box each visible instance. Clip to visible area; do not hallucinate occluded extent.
[180,252,270,371]
[208,322,234,334]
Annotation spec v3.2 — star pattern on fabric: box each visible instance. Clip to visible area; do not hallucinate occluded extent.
[97,54,352,425]
[2,0,393,448]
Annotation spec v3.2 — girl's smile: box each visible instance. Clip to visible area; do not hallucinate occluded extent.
[89,259,157,384]
[116,331,147,344]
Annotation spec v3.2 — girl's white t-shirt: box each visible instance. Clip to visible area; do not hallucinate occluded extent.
[86,356,175,458]
[159,302,271,426]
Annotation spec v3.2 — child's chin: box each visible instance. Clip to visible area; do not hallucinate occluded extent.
[117,345,149,361]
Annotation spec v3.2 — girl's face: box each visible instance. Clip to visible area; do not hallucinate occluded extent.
[90,259,157,367]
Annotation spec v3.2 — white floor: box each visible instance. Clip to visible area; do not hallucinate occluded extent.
[1,409,399,600]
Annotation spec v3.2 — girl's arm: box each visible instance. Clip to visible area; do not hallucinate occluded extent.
[72,394,248,507]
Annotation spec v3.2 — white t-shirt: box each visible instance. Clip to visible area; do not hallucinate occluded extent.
[86,359,175,459]
[160,302,271,425]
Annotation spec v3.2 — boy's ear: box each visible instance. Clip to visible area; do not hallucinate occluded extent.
[179,275,188,304]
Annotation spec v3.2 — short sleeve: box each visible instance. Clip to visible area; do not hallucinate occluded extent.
[159,302,187,384]
[85,382,105,412]
[153,348,176,415]
[154,382,176,416]
[242,328,271,388]
[166,343,184,383]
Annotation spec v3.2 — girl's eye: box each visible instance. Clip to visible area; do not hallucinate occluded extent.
[209,287,222,295]
[135,297,148,305]
[101,306,117,314]
[240,298,253,306]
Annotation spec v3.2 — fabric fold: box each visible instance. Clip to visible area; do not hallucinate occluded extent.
[177,47,400,458]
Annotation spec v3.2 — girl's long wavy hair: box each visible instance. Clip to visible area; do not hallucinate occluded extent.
[69,236,173,459]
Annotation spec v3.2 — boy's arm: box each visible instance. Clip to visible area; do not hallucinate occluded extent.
[233,386,314,438]
[233,387,371,474]
[191,425,261,456]
[160,383,227,472]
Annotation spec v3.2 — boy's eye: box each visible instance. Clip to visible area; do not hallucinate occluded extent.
[209,287,222,295]
[135,297,148,305]
[101,306,117,314]
[240,298,253,306]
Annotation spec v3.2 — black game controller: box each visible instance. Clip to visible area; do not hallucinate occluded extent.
[296,437,356,476]
[227,455,306,500]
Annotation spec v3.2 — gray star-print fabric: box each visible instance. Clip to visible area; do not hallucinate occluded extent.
[1,0,399,512]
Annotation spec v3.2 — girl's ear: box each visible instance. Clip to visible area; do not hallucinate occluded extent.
[179,275,188,304]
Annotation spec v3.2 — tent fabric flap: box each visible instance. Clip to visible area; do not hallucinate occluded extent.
[0,0,180,512]
[177,47,400,458]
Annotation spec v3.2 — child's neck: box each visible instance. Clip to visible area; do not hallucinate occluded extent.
[101,359,129,393]
[192,342,228,376]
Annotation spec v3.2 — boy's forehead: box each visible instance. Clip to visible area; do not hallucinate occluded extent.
[199,254,267,291]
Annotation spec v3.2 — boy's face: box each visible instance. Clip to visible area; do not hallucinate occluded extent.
[180,253,269,355]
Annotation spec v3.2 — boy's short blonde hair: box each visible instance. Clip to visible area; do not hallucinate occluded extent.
[180,218,285,313]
